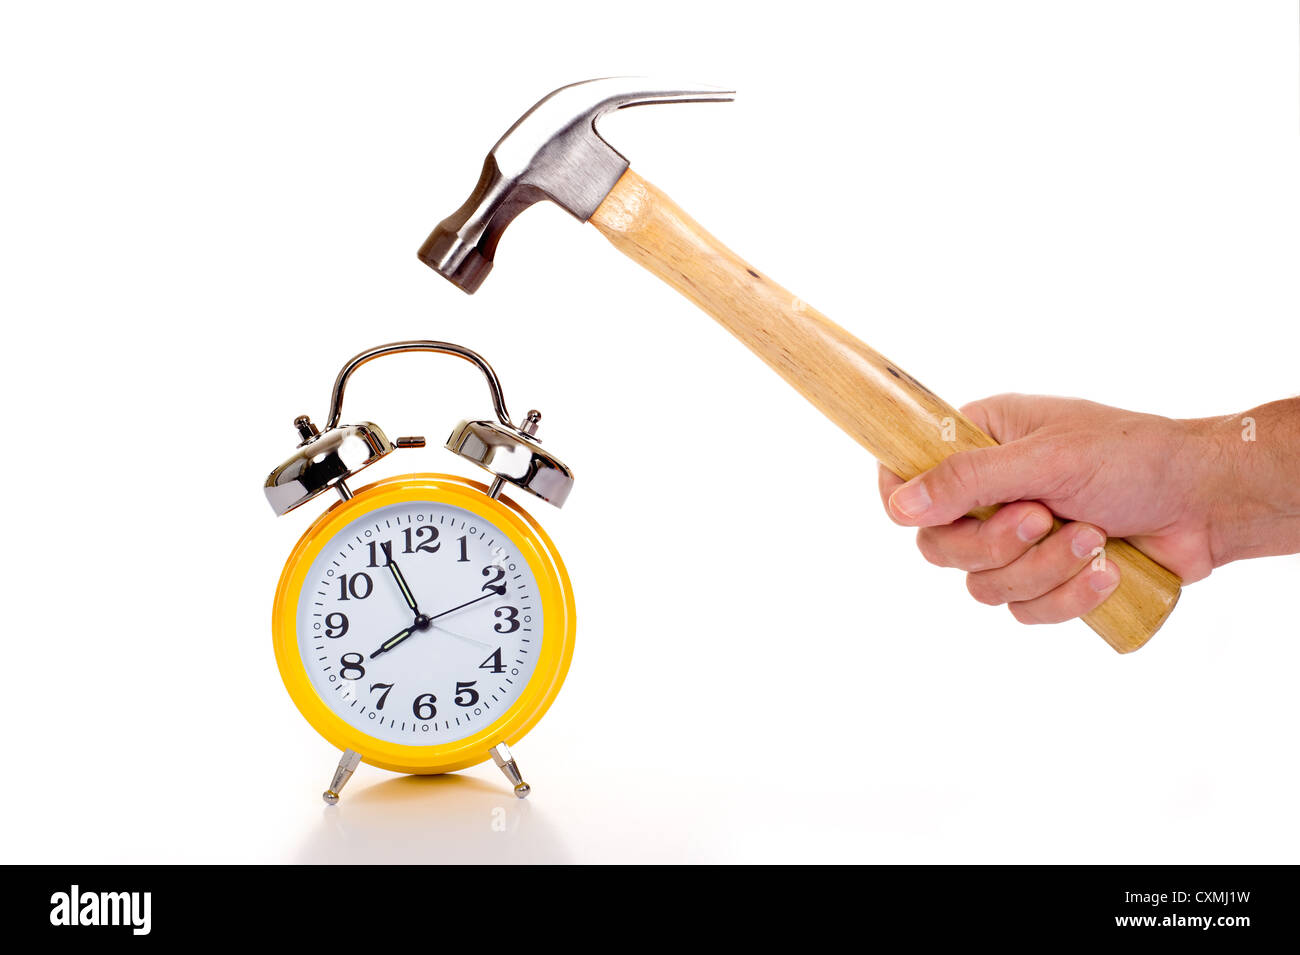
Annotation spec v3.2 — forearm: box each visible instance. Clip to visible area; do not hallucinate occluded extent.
[1193,398,1300,566]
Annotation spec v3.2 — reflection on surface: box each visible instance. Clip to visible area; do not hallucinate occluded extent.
[295,773,571,864]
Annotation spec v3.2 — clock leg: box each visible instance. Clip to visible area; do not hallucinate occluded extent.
[322,748,361,805]
[489,742,531,799]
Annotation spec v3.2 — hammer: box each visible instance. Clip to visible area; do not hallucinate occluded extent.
[418,77,1180,653]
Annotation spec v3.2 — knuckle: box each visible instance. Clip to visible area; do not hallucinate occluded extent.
[1036,442,1086,499]
[965,572,1006,606]
[915,528,949,567]
[978,523,1018,570]
[942,451,984,504]
[1008,601,1042,625]
[990,508,1045,567]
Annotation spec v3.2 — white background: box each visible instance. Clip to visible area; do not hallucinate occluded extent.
[1,1,1296,863]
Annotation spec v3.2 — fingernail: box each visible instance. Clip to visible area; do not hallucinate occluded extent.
[1071,527,1105,559]
[1089,564,1120,593]
[1016,511,1052,542]
[890,480,932,519]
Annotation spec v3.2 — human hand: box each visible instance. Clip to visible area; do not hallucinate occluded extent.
[877,394,1300,625]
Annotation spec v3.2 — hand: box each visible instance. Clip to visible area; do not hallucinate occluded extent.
[367,556,425,658]
[878,395,1300,626]
[385,555,421,615]
[370,624,416,659]
[424,591,498,624]
[368,591,499,659]
[430,624,493,650]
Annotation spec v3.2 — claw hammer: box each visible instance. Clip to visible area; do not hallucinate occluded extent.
[417,77,1181,652]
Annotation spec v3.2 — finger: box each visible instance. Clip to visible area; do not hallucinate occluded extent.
[915,501,1054,571]
[966,522,1107,606]
[886,441,1061,527]
[877,463,906,514]
[959,393,1044,444]
[1007,556,1122,625]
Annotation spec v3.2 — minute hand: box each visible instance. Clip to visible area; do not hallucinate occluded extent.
[386,558,420,614]
[427,591,497,622]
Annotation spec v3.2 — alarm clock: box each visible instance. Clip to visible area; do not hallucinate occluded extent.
[264,341,576,803]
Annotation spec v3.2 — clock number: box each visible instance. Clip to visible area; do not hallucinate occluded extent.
[478,648,506,674]
[493,606,520,634]
[412,693,437,720]
[403,525,439,554]
[323,612,349,638]
[369,682,394,710]
[454,681,479,707]
[337,573,373,601]
[366,540,393,567]
[339,653,365,680]
[456,535,470,562]
[481,564,506,596]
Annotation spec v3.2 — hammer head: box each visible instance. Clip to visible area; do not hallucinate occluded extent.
[419,77,733,293]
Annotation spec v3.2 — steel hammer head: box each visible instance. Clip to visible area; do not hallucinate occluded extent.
[419,77,733,293]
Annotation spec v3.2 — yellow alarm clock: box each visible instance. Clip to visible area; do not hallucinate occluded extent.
[264,341,576,803]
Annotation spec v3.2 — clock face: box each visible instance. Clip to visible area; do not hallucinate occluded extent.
[294,499,544,746]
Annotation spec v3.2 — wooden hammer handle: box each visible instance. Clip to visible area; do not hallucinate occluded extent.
[591,169,1180,653]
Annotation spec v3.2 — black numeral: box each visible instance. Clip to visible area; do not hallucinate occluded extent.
[412,693,437,720]
[457,535,470,562]
[478,648,506,674]
[493,606,520,633]
[403,526,439,554]
[454,681,480,707]
[481,564,506,595]
[324,612,349,638]
[339,653,365,680]
[369,682,394,709]
[366,540,393,567]
[337,573,373,601]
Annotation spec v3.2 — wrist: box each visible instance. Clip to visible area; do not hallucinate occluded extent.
[1191,400,1300,566]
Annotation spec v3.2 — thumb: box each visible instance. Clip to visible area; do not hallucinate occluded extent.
[886,441,1058,527]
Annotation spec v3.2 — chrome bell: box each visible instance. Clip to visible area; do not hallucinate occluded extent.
[447,413,574,508]
[264,416,395,516]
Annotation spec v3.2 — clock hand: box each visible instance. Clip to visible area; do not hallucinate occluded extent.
[385,557,421,614]
[369,624,417,659]
[431,624,493,650]
[368,591,497,659]
[369,556,433,658]
[426,590,497,623]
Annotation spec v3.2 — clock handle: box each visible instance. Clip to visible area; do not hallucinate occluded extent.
[325,341,516,431]
[590,169,1182,653]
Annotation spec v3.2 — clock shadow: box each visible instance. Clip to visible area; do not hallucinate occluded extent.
[294,773,571,864]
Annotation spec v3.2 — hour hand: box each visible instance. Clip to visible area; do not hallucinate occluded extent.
[386,557,420,614]
[369,625,415,660]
